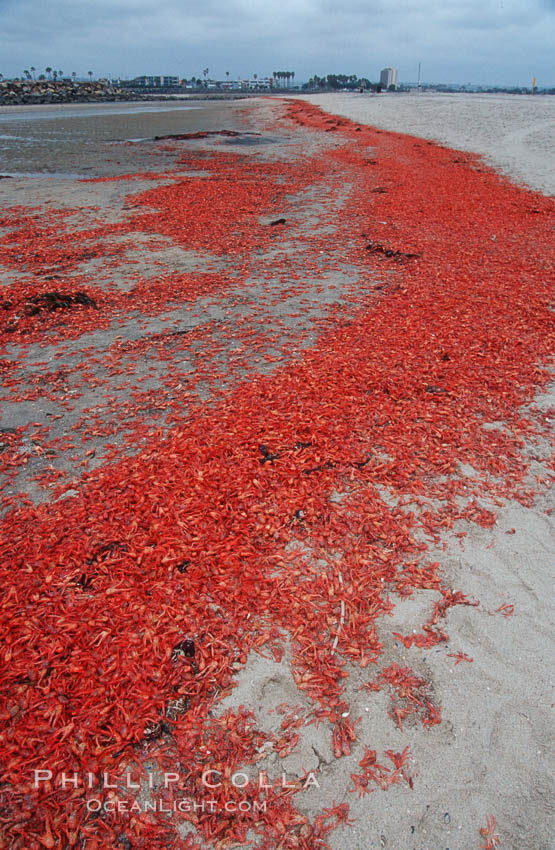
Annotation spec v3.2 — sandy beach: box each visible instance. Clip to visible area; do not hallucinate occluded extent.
[0,95,553,850]
[302,91,555,196]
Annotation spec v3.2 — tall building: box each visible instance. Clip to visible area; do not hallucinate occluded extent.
[380,67,398,89]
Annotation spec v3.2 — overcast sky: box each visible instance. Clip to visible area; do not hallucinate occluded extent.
[2,0,554,86]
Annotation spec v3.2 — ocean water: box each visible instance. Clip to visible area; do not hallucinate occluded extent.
[0,99,247,176]
[0,104,200,122]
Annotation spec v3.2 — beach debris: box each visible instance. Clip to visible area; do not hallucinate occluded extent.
[141,326,193,345]
[447,651,473,664]
[172,638,196,659]
[259,443,280,463]
[75,572,95,590]
[87,540,128,563]
[350,745,413,796]
[165,695,191,720]
[480,814,501,848]
[269,217,287,226]
[24,290,98,314]
[495,603,514,617]
[362,664,441,730]
[153,130,259,141]
[0,427,18,440]
[365,240,420,261]
[143,720,164,740]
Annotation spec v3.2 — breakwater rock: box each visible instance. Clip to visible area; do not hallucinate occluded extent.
[0,79,145,106]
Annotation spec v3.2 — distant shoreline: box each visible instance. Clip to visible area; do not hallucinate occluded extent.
[0,93,281,109]
[0,79,293,108]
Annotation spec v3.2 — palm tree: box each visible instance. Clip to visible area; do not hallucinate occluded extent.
[59,70,63,81]
[202,67,209,86]
[45,67,52,79]
[53,70,57,82]
[23,70,31,80]
[225,70,230,88]
[88,70,93,82]
[30,66,36,80]
[291,71,295,87]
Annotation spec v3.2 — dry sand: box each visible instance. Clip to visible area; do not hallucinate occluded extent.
[292,92,554,849]
[302,91,555,196]
[0,95,553,849]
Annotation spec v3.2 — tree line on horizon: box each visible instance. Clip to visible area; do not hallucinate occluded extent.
[272,71,295,87]
[9,67,94,83]
[184,70,296,87]
[303,73,386,91]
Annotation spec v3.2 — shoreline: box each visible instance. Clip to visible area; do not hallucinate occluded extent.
[0,92,261,109]
[0,97,261,176]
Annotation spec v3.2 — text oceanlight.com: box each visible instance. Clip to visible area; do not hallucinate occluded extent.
[86,797,268,814]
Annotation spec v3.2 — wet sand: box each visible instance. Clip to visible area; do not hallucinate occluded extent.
[0,98,257,176]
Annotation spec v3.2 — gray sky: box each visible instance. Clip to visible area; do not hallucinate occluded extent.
[2,0,554,86]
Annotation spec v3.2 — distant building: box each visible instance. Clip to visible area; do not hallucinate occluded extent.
[127,75,179,88]
[380,67,398,90]
[248,77,273,89]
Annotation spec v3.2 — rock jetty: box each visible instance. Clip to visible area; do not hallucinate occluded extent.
[0,79,144,106]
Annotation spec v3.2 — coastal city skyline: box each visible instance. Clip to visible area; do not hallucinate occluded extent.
[2,0,554,88]
[2,67,553,94]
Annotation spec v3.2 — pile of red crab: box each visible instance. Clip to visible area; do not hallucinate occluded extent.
[0,99,553,849]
